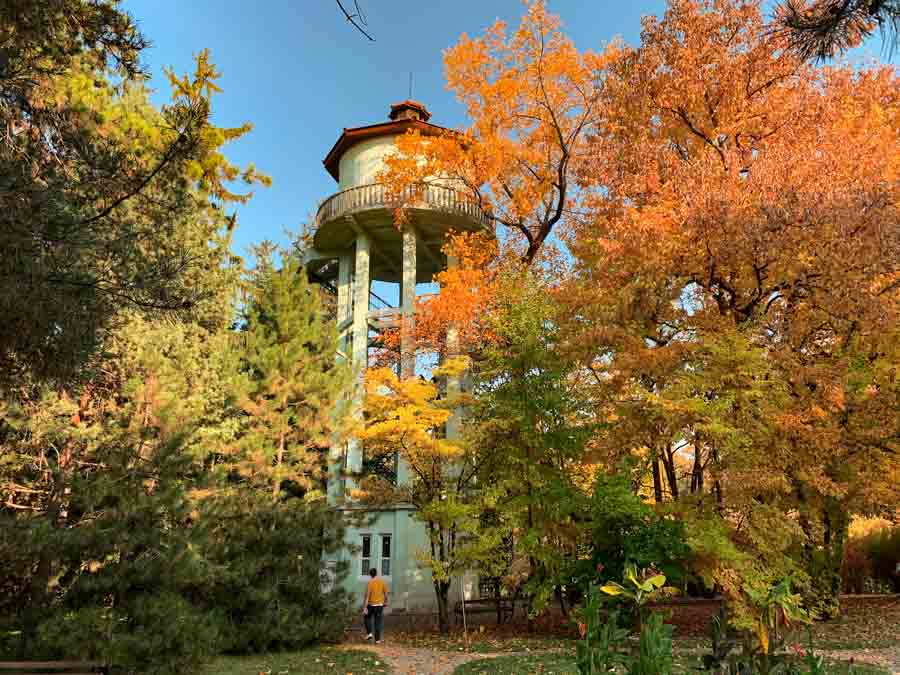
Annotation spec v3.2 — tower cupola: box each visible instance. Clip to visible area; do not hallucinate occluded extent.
[388,100,431,122]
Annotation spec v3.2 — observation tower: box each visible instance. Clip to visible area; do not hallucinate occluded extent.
[306,101,491,611]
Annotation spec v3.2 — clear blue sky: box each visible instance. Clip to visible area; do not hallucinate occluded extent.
[121,0,669,258]
[122,1,889,260]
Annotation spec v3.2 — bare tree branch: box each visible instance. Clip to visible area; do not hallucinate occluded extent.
[336,0,375,42]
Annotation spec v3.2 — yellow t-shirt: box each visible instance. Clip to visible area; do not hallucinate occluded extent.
[366,577,388,605]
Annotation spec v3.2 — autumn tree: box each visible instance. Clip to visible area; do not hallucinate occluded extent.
[357,359,479,634]
[464,268,599,618]
[563,0,899,621]
[379,0,606,265]
[0,0,268,385]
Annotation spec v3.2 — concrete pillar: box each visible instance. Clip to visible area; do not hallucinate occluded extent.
[329,253,355,503]
[445,253,461,440]
[352,233,371,372]
[401,227,417,379]
[346,233,371,481]
[337,253,352,356]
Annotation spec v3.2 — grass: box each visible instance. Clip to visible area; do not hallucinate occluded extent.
[450,652,891,674]
[201,645,392,675]
[453,653,578,675]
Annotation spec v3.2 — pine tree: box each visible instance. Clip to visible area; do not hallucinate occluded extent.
[0,340,222,672]
[233,252,351,501]
[0,0,268,385]
[197,250,353,652]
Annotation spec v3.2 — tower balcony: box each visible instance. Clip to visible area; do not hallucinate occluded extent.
[313,182,492,284]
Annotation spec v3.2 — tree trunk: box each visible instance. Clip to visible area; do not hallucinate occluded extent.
[818,497,848,619]
[662,443,679,500]
[435,580,451,635]
[556,585,569,619]
[690,439,704,494]
[651,456,664,503]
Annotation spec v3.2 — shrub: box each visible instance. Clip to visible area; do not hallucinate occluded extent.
[587,470,689,589]
[842,526,899,594]
[841,542,872,594]
[864,527,900,591]
[0,432,221,672]
[36,593,221,675]
[196,492,350,654]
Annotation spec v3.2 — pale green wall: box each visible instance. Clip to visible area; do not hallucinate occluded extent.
[332,506,438,612]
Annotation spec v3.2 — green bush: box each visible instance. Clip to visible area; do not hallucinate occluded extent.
[842,527,899,594]
[583,470,689,590]
[0,434,222,672]
[863,527,900,591]
[36,593,221,675]
[196,492,350,654]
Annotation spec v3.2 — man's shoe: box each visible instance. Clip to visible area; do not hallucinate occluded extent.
[366,633,374,641]
[375,639,383,644]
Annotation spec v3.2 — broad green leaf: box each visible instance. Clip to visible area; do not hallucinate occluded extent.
[646,574,666,589]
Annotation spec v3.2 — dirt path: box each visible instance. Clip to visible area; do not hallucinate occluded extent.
[348,644,900,675]
[349,643,507,675]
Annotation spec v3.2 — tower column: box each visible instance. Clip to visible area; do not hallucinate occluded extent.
[346,232,371,481]
[337,252,352,354]
[328,252,355,502]
[352,233,371,372]
[445,253,461,440]
[400,227,417,379]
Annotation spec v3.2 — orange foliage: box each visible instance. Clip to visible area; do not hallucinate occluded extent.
[564,0,900,515]
[373,230,502,362]
[379,0,611,263]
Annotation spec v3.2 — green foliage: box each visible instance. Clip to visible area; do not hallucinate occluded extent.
[0,0,267,385]
[233,250,350,501]
[197,491,349,653]
[577,569,676,675]
[585,468,688,589]
[468,269,597,614]
[629,611,674,675]
[195,249,352,652]
[575,587,630,674]
[799,630,829,675]
[702,579,812,675]
[37,593,221,675]
[599,564,673,609]
[0,394,221,673]
[0,251,353,667]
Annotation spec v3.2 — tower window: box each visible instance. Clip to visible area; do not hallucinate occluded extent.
[381,534,392,577]
[361,534,371,575]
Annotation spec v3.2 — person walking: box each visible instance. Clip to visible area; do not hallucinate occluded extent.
[362,567,389,643]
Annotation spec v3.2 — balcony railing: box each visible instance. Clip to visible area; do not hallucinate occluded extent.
[315,182,492,230]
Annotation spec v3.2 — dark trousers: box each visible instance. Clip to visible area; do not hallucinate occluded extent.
[364,604,384,640]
